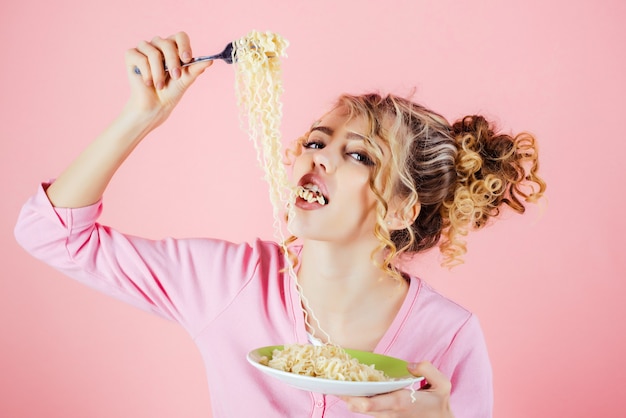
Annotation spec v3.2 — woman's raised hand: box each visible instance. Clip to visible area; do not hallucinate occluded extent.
[123,31,212,128]
[340,362,454,418]
[45,31,212,208]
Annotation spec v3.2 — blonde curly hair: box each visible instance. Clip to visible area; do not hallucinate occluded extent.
[286,93,546,279]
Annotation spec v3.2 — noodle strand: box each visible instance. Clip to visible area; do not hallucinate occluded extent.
[233,30,332,345]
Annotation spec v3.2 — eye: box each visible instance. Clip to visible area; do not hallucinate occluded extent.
[348,151,374,166]
[302,139,325,150]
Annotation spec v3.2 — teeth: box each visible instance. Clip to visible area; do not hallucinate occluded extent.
[296,184,327,205]
[304,183,319,193]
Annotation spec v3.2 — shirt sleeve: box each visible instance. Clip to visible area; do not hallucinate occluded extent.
[14,182,263,336]
[437,314,494,418]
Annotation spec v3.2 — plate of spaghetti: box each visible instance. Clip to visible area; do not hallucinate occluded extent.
[247,344,425,396]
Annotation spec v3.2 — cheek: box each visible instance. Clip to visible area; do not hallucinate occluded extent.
[346,170,376,204]
[290,155,309,180]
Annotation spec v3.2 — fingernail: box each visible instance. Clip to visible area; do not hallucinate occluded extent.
[171,67,181,79]
[182,51,191,62]
[145,79,153,87]
[408,362,418,370]
[156,81,165,90]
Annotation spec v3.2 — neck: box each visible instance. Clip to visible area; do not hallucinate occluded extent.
[295,239,409,349]
[299,239,381,282]
[297,239,405,312]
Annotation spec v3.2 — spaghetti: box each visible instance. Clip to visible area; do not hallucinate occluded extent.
[232,30,333,344]
[261,344,390,382]
[233,32,412,387]
[233,30,291,240]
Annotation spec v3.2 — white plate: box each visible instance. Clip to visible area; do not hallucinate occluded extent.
[247,345,424,397]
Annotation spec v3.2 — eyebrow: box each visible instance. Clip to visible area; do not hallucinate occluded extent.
[310,125,368,142]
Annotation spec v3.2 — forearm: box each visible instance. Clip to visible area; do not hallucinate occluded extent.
[46,107,158,208]
[46,32,211,208]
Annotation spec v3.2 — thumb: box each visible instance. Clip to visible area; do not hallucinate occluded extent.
[408,361,452,393]
[182,60,213,84]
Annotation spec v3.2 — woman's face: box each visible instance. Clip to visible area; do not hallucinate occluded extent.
[289,106,389,245]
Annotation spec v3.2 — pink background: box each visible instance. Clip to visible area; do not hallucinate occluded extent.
[2,0,625,417]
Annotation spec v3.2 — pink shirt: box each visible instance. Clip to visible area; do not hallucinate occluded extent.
[14,183,493,417]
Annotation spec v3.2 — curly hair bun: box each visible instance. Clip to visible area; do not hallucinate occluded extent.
[440,115,546,267]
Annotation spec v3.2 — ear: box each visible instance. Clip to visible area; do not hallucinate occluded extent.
[385,198,421,231]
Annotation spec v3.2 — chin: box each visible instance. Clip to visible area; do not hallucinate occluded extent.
[287,223,332,242]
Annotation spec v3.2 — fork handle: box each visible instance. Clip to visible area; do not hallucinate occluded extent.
[132,54,222,75]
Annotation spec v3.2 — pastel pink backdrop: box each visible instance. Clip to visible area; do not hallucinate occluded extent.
[1,0,624,417]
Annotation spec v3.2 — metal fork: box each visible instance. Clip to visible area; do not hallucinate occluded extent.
[133,42,234,75]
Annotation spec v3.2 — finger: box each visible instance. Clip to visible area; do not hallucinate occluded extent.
[150,36,182,81]
[169,31,193,64]
[135,39,168,90]
[169,31,212,82]
[183,59,213,80]
[408,361,452,394]
[340,392,405,415]
[125,48,154,87]
[340,395,374,414]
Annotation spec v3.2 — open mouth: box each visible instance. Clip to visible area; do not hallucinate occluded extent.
[295,183,328,205]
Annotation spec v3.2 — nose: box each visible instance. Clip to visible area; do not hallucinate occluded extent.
[312,148,336,173]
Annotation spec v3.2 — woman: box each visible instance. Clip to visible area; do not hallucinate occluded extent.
[15,32,545,417]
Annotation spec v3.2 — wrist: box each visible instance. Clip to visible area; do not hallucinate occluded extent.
[98,105,163,153]
[120,101,165,129]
